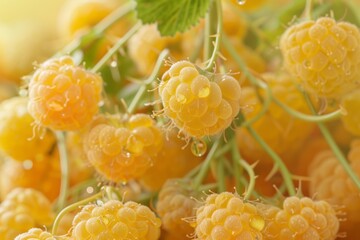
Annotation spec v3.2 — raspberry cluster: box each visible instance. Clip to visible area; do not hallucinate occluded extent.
[280,17,360,98]
[159,60,241,138]
[71,199,161,239]
[28,56,103,131]
[84,113,163,182]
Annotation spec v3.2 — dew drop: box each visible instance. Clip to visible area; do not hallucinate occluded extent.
[303,60,311,69]
[250,215,265,231]
[110,61,118,68]
[101,216,109,225]
[98,100,105,107]
[198,87,210,98]
[22,160,33,170]
[19,89,28,97]
[191,139,207,157]
[86,186,94,194]
[237,0,246,5]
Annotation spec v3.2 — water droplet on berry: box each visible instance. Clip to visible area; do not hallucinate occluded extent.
[198,87,210,98]
[191,139,207,157]
[250,215,265,231]
[101,216,110,225]
[303,60,311,69]
[19,89,28,97]
[237,0,246,5]
[176,94,187,104]
[22,160,33,170]
[86,186,94,194]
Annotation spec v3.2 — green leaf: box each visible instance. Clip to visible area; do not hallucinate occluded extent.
[135,0,211,36]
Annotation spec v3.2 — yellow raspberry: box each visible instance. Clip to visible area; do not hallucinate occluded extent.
[340,89,360,136]
[28,56,103,131]
[261,196,339,240]
[59,0,122,37]
[236,72,315,166]
[194,192,265,240]
[280,17,360,98]
[156,179,201,238]
[309,140,360,238]
[84,113,163,182]
[128,24,169,76]
[15,228,57,240]
[0,147,91,202]
[0,97,56,161]
[139,130,203,191]
[159,60,241,138]
[71,199,161,239]
[0,188,54,240]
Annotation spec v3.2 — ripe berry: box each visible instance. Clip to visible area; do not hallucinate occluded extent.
[139,131,203,191]
[0,188,54,240]
[261,196,339,240]
[194,192,265,239]
[309,140,360,238]
[156,179,200,238]
[0,97,55,161]
[280,17,360,98]
[236,72,315,166]
[15,228,59,240]
[84,113,163,182]
[71,199,161,239]
[340,89,360,136]
[28,56,103,131]
[159,60,241,138]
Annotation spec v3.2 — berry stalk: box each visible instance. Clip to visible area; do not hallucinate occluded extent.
[245,121,296,196]
[193,137,221,189]
[51,190,103,235]
[91,21,142,73]
[273,97,342,122]
[54,131,69,212]
[55,1,136,58]
[216,157,226,192]
[204,0,223,71]
[128,49,169,114]
[231,137,244,194]
[304,93,360,190]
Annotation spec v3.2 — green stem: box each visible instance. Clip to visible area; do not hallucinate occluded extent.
[54,131,69,212]
[221,34,260,87]
[203,10,211,62]
[217,157,226,192]
[193,138,222,189]
[302,0,313,20]
[239,84,272,128]
[238,159,256,200]
[245,124,296,195]
[231,138,243,194]
[199,183,219,192]
[304,93,360,190]
[65,179,98,201]
[127,49,169,114]
[91,21,142,73]
[273,97,342,122]
[51,191,103,235]
[205,0,223,71]
[55,1,136,57]
[93,1,136,35]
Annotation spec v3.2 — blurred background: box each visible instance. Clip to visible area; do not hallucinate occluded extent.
[0,0,66,85]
